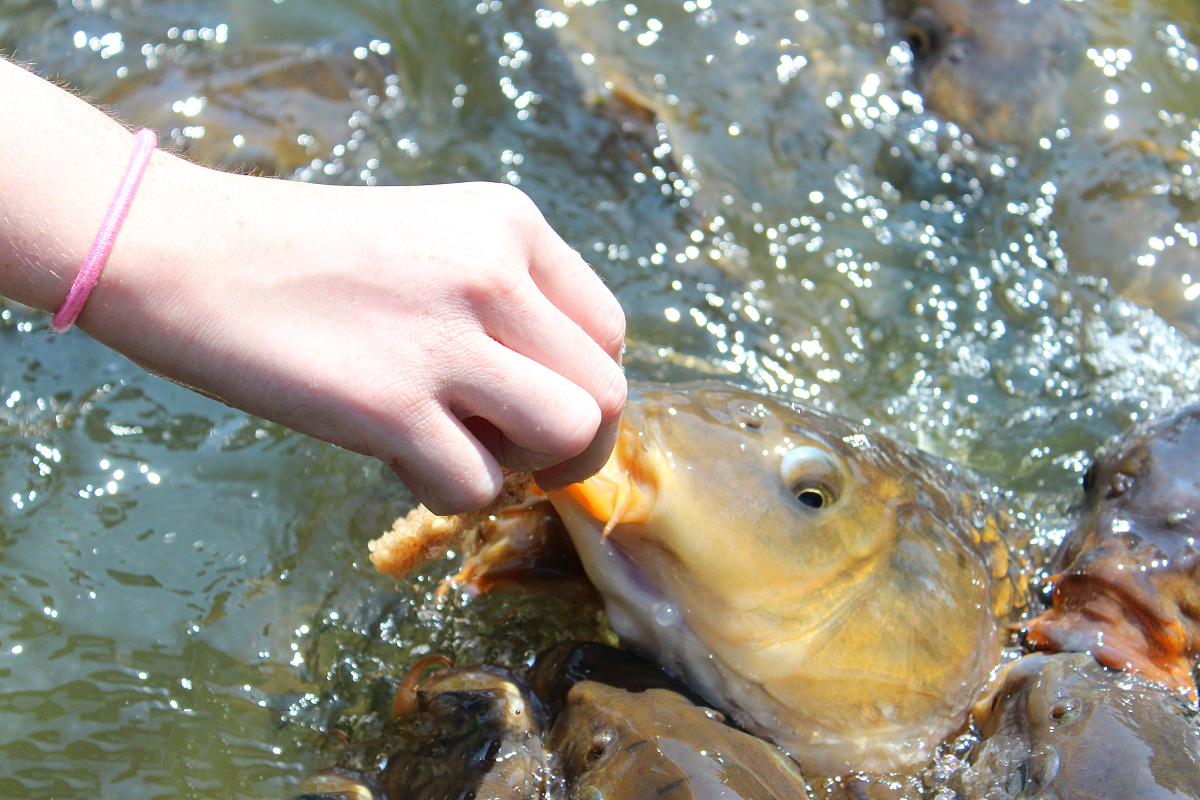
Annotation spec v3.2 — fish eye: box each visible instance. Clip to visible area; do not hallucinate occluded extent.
[588,728,616,761]
[905,8,943,59]
[780,447,844,510]
[1048,697,1082,724]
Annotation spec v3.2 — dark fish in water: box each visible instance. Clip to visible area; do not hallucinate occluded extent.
[294,660,552,800]
[528,641,705,720]
[536,641,809,800]
[888,0,1200,336]
[1025,405,1200,697]
[888,0,1083,145]
[98,42,395,176]
[551,681,810,800]
[299,644,808,800]
[546,381,1031,775]
[961,652,1200,799]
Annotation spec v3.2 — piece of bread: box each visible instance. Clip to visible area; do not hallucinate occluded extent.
[368,472,535,579]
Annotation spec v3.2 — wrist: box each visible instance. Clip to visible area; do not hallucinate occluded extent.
[75,153,336,396]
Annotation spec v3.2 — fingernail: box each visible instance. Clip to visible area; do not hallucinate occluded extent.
[535,412,621,491]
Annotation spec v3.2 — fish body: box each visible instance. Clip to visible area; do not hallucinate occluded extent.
[1026,405,1200,695]
[888,0,1083,145]
[963,652,1200,799]
[298,664,551,800]
[547,381,1028,775]
[535,642,810,800]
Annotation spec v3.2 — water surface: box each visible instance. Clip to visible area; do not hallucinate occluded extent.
[2,0,1199,797]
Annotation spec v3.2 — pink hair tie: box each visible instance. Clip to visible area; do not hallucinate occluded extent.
[51,128,157,332]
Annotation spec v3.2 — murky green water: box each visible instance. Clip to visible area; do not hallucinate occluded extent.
[2,0,1199,797]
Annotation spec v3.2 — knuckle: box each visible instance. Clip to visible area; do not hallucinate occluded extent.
[467,265,525,306]
[554,396,603,457]
[589,361,628,423]
[492,182,540,218]
[466,181,541,227]
[594,295,627,358]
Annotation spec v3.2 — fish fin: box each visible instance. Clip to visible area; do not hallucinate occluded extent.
[392,654,453,717]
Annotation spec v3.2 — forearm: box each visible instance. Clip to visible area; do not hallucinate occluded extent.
[0,57,179,312]
[0,57,309,371]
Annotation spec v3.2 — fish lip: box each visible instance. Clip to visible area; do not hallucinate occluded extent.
[552,489,681,624]
[557,394,660,536]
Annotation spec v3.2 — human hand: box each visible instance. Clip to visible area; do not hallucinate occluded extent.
[0,61,626,514]
[84,164,626,514]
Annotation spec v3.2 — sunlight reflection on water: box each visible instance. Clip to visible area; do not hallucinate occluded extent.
[2,0,1199,796]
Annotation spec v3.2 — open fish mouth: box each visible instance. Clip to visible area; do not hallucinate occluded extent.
[548,394,700,640]
[560,424,655,537]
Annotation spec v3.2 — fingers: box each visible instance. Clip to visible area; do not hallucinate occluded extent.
[450,337,615,470]
[478,269,626,436]
[525,228,626,362]
[380,184,628,512]
[381,400,504,515]
[462,416,565,474]
[533,413,621,490]
[383,346,616,513]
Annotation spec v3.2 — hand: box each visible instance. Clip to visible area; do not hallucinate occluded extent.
[85,169,626,514]
[0,60,625,514]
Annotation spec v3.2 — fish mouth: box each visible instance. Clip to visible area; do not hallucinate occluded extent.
[558,410,658,537]
[1024,571,1198,698]
[548,398,677,614]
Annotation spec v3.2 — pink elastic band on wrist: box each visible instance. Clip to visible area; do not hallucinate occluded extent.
[51,128,157,332]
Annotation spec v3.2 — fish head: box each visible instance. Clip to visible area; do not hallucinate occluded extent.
[1068,405,1200,566]
[557,382,899,603]
[891,0,1082,146]
[967,653,1200,800]
[549,680,810,800]
[549,682,696,800]
[549,381,1006,775]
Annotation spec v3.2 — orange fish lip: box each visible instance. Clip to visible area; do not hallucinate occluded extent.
[556,423,656,537]
[1024,571,1199,700]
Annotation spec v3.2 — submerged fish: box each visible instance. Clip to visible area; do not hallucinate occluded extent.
[888,0,1083,145]
[295,661,551,800]
[536,642,811,800]
[1025,405,1200,695]
[962,652,1200,799]
[98,42,395,176]
[528,641,704,718]
[546,381,1030,776]
[551,681,810,800]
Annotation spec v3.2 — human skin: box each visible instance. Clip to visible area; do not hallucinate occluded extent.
[0,58,626,514]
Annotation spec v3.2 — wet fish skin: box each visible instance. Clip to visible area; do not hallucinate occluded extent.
[297,664,552,800]
[886,0,1084,145]
[549,680,809,800]
[962,652,1200,799]
[548,381,1030,776]
[1025,405,1200,695]
[528,641,706,720]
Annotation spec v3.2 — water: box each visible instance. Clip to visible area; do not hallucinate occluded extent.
[1,0,1199,797]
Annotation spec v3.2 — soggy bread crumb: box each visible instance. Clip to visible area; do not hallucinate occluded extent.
[368,472,535,579]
